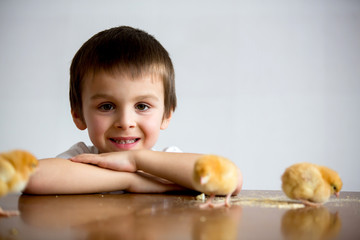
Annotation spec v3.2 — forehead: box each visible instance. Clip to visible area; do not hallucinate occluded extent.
[82,69,165,98]
[85,66,164,84]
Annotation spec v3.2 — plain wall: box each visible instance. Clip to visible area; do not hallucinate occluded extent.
[1,0,359,191]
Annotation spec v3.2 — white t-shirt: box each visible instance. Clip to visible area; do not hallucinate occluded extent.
[56,142,182,159]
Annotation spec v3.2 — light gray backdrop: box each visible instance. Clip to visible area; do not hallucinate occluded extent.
[1,0,359,191]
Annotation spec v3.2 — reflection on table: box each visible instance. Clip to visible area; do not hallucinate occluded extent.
[0,190,359,240]
[18,193,242,240]
[282,207,341,240]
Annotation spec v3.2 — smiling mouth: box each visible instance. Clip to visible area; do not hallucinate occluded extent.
[110,138,140,144]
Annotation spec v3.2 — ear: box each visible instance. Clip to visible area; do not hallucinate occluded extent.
[71,110,87,130]
[160,111,173,130]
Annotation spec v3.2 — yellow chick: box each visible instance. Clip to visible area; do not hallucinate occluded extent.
[0,150,38,217]
[193,155,238,208]
[281,162,342,207]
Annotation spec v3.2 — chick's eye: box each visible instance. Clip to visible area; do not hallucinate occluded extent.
[136,103,150,111]
[99,103,115,111]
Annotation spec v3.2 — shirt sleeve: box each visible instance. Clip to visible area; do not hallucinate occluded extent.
[162,146,183,153]
[56,142,98,159]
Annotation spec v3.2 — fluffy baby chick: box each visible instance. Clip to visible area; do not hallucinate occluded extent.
[0,150,38,217]
[281,162,342,207]
[193,155,238,208]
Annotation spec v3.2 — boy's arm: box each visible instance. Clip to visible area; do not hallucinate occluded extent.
[131,150,242,194]
[24,158,184,195]
[70,150,201,190]
[71,150,243,194]
[134,150,201,190]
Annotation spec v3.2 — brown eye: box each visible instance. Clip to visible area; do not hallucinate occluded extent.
[99,103,115,111]
[136,103,150,111]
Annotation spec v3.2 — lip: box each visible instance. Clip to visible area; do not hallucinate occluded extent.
[109,137,140,150]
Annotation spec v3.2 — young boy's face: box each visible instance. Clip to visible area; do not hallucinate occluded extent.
[72,70,171,153]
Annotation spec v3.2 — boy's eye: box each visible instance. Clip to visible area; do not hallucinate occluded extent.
[98,103,115,111]
[136,103,150,111]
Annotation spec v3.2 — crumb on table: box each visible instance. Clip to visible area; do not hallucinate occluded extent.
[196,193,206,201]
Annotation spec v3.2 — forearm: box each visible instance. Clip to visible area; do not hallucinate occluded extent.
[133,150,203,190]
[24,158,181,195]
[133,150,243,194]
[24,158,129,194]
[65,150,243,195]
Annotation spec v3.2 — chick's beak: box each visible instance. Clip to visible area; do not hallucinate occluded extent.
[335,192,340,198]
[200,176,210,185]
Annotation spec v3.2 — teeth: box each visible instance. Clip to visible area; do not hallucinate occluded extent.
[113,139,137,144]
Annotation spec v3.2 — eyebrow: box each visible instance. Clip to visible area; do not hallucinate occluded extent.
[90,93,161,102]
[136,94,161,101]
[90,93,112,100]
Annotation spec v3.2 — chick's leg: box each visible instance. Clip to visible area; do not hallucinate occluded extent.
[299,199,321,208]
[210,194,232,208]
[199,194,232,208]
[0,207,20,217]
[224,193,232,207]
[200,194,216,208]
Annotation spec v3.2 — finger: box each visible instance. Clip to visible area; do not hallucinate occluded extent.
[70,154,102,164]
[71,154,122,171]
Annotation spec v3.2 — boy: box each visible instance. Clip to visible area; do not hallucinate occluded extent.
[25,26,242,195]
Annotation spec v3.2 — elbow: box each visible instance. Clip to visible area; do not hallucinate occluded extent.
[23,162,53,195]
[22,158,64,195]
[22,175,45,195]
[233,168,243,196]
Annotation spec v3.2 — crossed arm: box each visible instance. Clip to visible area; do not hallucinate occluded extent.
[24,150,242,195]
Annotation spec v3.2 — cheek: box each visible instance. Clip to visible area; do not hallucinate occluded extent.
[140,114,163,140]
[85,114,110,137]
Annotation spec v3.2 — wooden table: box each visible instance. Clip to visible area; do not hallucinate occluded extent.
[0,190,359,239]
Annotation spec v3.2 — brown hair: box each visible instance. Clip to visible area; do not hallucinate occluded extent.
[69,26,176,121]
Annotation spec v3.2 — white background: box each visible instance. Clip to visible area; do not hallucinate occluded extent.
[1,0,359,191]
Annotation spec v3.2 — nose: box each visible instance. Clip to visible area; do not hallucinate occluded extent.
[114,108,136,129]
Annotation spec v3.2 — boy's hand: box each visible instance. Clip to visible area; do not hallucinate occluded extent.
[70,152,137,172]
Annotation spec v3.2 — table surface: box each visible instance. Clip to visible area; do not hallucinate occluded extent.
[0,190,359,240]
